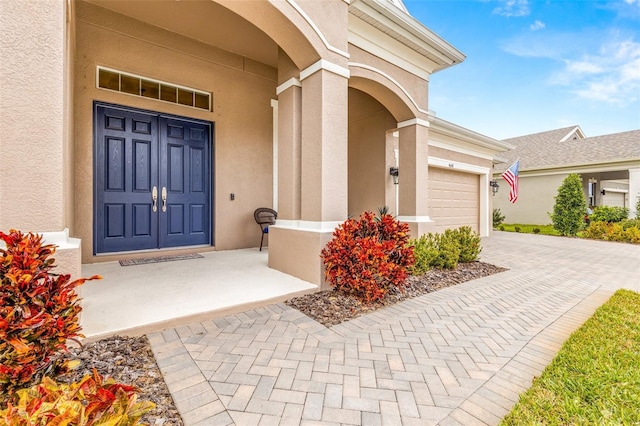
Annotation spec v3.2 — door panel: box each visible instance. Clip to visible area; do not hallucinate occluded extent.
[95,103,212,254]
[95,105,159,253]
[159,117,210,248]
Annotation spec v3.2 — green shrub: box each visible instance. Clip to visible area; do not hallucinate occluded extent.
[550,174,587,236]
[493,208,505,228]
[409,234,439,275]
[514,226,521,233]
[1,371,154,425]
[636,196,640,219]
[621,218,640,230]
[583,221,640,244]
[321,211,414,302]
[409,226,480,274]
[435,229,461,269]
[625,227,640,244]
[499,225,505,231]
[533,228,541,234]
[607,224,628,242]
[590,205,629,223]
[0,230,100,398]
[583,222,610,240]
[452,226,481,263]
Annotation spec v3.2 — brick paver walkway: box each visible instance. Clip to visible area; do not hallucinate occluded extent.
[147,232,640,425]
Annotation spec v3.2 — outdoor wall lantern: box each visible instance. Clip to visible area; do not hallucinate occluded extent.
[389,167,399,185]
[490,179,500,195]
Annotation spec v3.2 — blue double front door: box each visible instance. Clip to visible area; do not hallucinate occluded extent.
[94,103,212,254]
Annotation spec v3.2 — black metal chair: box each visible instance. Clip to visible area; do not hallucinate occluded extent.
[254,208,277,251]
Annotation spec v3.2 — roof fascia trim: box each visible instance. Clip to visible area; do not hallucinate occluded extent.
[430,117,515,153]
[493,159,640,177]
[349,0,465,70]
[429,140,495,161]
[559,125,586,142]
[347,19,434,77]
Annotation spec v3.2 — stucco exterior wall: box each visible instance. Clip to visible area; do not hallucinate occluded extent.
[74,1,277,261]
[494,174,569,225]
[348,88,397,216]
[0,0,67,232]
[348,44,428,120]
[65,1,77,235]
[428,146,493,170]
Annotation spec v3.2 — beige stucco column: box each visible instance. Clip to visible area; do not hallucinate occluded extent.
[275,51,303,221]
[0,0,80,278]
[269,60,349,287]
[396,119,434,237]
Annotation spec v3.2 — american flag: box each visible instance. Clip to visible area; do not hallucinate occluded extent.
[501,160,519,203]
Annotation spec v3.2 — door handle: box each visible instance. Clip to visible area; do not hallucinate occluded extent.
[161,187,167,212]
[152,186,158,212]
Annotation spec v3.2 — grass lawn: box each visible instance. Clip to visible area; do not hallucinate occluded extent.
[500,289,640,425]
[496,223,560,236]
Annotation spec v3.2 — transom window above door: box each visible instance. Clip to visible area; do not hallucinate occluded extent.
[96,66,211,111]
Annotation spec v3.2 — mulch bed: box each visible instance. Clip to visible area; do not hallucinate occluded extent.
[61,261,506,424]
[285,261,507,326]
[61,336,184,426]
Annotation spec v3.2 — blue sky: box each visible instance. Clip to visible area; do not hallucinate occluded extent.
[403,0,640,140]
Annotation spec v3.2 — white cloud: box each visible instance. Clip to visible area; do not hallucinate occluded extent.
[565,60,604,74]
[493,0,530,17]
[500,31,583,59]
[557,38,640,104]
[502,28,640,105]
[530,20,545,31]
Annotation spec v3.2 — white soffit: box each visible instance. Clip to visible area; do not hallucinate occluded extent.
[348,0,465,74]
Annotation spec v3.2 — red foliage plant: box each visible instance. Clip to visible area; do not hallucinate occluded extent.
[0,369,154,425]
[0,229,100,397]
[320,211,414,302]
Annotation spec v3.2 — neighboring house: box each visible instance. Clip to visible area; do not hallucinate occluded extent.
[493,126,640,225]
[0,0,511,287]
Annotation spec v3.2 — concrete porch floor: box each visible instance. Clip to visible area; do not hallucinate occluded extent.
[78,248,318,340]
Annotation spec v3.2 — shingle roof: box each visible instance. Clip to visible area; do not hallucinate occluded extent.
[495,126,640,173]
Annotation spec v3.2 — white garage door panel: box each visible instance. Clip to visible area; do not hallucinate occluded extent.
[429,168,479,233]
[602,191,625,208]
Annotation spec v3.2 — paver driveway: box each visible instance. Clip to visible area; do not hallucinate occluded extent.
[147,232,640,425]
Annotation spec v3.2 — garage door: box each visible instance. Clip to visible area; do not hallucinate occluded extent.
[428,167,479,233]
[601,191,626,208]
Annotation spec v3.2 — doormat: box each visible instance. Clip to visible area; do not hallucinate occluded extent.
[119,253,204,266]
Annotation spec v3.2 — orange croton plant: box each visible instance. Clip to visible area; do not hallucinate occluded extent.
[321,211,414,302]
[0,229,100,397]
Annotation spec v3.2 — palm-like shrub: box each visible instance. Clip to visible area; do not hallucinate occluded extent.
[493,208,505,228]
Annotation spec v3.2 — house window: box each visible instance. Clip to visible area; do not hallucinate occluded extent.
[588,181,597,207]
[96,66,211,111]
